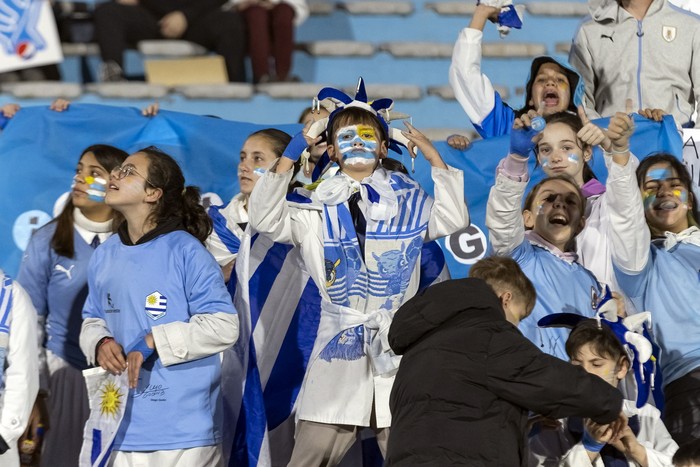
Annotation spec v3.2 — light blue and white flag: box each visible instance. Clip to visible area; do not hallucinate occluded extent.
[79,368,128,467]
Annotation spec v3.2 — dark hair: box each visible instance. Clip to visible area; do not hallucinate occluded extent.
[326,107,389,151]
[635,153,699,230]
[137,146,212,243]
[249,128,291,158]
[469,256,537,316]
[381,157,408,175]
[535,111,597,184]
[673,439,700,466]
[566,320,630,367]
[52,144,128,258]
[246,128,301,191]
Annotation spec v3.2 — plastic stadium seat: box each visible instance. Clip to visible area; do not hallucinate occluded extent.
[555,41,572,54]
[137,40,208,57]
[525,2,589,16]
[298,41,377,56]
[61,42,100,57]
[379,42,454,58]
[424,2,477,15]
[343,83,422,100]
[309,1,335,15]
[482,42,547,57]
[3,82,82,99]
[338,1,414,15]
[420,127,480,141]
[256,82,338,99]
[427,84,510,100]
[174,84,255,99]
[85,83,169,99]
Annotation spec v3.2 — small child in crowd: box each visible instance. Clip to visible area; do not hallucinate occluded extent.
[529,317,678,465]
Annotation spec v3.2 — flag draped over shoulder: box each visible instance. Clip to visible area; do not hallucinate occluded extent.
[79,368,129,467]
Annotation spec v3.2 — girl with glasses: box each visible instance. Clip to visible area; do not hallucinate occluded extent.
[80,147,238,466]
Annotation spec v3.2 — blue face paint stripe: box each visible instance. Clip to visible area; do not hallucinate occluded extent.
[646,168,673,181]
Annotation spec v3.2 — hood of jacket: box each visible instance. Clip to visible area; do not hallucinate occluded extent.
[588,0,666,22]
[522,56,585,115]
[389,278,506,355]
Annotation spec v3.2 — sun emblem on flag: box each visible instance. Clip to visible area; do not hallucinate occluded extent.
[99,381,123,418]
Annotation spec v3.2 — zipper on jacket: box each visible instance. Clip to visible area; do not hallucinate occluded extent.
[676,94,693,127]
[637,20,643,110]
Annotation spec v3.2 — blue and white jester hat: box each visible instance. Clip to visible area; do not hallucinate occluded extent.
[316,77,408,155]
[537,286,664,409]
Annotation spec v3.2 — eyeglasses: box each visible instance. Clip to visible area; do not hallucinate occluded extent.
[110,165,155,186]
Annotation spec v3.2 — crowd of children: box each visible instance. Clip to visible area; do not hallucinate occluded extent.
[0,0,698,465]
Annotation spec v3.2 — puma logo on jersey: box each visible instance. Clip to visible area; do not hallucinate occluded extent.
[601,32,614,42]
[55,264,75,280]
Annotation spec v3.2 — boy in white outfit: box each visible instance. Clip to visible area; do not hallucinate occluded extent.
[248,81,469,465]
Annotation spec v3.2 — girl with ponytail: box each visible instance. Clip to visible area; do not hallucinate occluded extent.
[79,146,238,466]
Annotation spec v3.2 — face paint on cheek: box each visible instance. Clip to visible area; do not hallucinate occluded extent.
[643,191,656,211]
[673,189,688,203]
[253,167,266,178]
[567,153,580,165]
[540,155,550,169]
[85,177,108,202]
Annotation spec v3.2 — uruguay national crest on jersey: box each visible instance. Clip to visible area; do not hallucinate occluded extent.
[144,291,167,320]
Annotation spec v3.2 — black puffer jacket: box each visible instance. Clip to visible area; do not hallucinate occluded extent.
[386,278,623,466]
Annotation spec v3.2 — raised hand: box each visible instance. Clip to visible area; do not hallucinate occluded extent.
[401,121,447,169]
[446,133,471,151]
[576,105,612,151]
[607,99,635,156]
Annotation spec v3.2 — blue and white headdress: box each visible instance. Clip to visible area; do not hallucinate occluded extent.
[303,77,412,181]
[538,286,664,409]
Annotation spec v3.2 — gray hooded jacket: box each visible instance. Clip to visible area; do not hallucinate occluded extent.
[569,0,700,127]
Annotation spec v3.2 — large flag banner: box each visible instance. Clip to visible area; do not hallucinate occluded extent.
[0,104,684,280]
[682,129,700,203]
[79,368,129,467]
[0,0,63,73]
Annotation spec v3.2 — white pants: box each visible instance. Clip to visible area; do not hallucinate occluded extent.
[107,445,223,467]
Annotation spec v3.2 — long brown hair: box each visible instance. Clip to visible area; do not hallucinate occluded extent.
[138,146,212,243]
[52,145,128,258]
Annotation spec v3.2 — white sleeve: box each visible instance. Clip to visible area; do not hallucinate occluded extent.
[426,165,470,240]
[0,283,39,446]
[605,154,650,274]
[448,27,497,127]
[561,442,601,466]
[152,312,239,366]
[248,169,296,245]
[486,173,527,255]
[79,317,112,367]
[639,406,678,466]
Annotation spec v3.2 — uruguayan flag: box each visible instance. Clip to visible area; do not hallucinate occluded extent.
[223,233,321,467]
[144,291,167,320]
[79,368,128,467]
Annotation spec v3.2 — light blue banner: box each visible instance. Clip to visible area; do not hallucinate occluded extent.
[0,104,683,278]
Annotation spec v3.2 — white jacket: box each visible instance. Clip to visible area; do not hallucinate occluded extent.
[0,279,39,455]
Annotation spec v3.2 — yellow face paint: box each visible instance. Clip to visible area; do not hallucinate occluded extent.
[356,125,377,142]
[85,176,95,184]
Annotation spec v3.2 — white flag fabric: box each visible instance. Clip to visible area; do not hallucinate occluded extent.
[79,367,129,467]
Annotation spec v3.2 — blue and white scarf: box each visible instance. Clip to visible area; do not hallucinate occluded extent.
[316,168,433,312]
[0,274,13,393]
